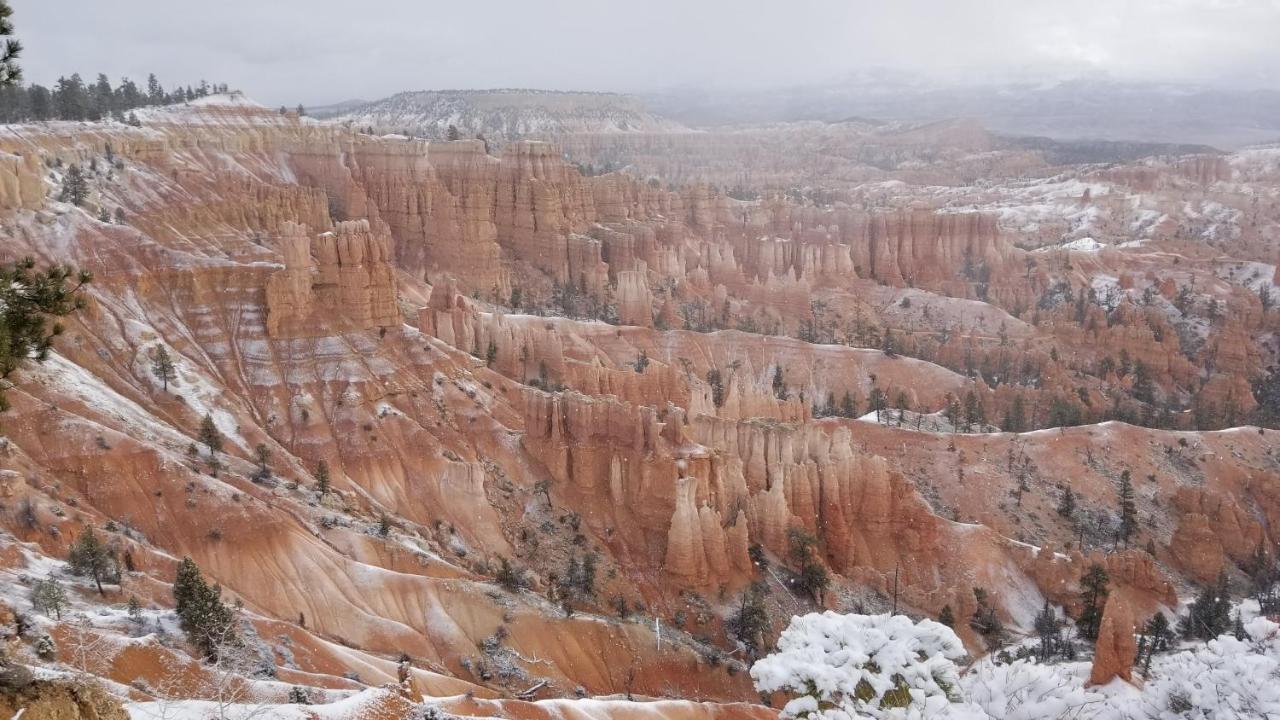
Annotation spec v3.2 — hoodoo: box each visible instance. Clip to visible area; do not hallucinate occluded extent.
[3,4,1280,719]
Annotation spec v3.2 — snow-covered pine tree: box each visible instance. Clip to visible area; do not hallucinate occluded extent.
[0,0,21,87]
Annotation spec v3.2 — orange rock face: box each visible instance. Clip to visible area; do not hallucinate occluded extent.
[1089,592,1139,686]
[3,96,1280,715]
[266,219,400,337]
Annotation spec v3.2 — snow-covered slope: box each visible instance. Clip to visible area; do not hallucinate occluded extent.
[323,88,688,140]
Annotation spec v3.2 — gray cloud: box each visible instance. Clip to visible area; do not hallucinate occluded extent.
[11,0,1280,106]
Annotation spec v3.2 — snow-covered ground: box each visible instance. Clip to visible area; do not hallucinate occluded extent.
[752,602,1280,720]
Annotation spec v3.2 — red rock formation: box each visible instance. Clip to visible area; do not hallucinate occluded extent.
[1170,487,1266,583]
[0,151,45,210]
[265,220,400,337]
[5,96,1280,714]
[1089,592,1139,686]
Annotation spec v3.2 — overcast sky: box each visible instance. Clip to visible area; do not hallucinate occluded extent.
[11,0,1280,106]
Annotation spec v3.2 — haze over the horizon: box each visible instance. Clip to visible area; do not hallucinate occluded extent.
[11,0,1280,106]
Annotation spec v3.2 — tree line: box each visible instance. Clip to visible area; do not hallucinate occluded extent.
[0,72,229,123]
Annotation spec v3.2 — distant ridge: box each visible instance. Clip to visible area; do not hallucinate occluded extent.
[320,88,687,140]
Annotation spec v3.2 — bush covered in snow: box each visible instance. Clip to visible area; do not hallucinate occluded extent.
[753,611,1280,720]
[750,612,967,719]
[1140,615,1280,719]
[960,659,1101,720]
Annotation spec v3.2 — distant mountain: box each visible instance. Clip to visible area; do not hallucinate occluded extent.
[323,88,687,140]
[650,77,1280,149]
[307,98,369,117]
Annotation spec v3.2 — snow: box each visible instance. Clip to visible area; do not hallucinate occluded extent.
[751,612,966,719]
[753,610,1280,720]
[188,91,265,109]
[127,687,392,720]
[330,89,688,140]
[1058,237,1105,252]
[961,659,1102,720]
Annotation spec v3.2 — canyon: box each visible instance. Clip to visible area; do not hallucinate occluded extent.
[0,91,1279,718]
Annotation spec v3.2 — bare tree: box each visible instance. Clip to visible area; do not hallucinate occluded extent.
[64,613,113,677]
[204,613,274,720]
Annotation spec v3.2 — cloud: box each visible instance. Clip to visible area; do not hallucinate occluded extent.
[9,0,1279,105]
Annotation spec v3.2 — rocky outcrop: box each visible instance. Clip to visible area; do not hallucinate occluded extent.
[1027,547,1176,619]
[0,679,130,720]
[7,96,1280,713]
[1089,593,1138,686]
[0,151,44,210]
[1170,486,1268,583]
[616,267,653,327]
[265,219,400,337]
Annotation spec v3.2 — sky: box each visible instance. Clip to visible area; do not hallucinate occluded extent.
[10,0,1280,106]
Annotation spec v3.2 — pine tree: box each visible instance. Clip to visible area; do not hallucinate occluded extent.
[563,555,582,598]
[151,345,176,391]
[863,386,885,423]
[32,577,67,619]
[446,124,460,141]
[579,552,597,597]
[377,512,390,537]
[1117,470,1137,546]
[1057,486,1076,518]
[68,526,119,595]
[1143,611,1173,675]
[728,582,770,656]
[840,391,857,418]
[54,74,88,120]
[787,527,829,604]
[315,460,331,496]
[146,73,163,105]
[59,164,89,206]
[969,587,1006,647]
[173,557,203,618]
[938,604,955,627]
[127,595,143,624]
[28,83,50,118]
[706,368,725,408]
[91,73,113,119]
[172,557,237,660]
[1002,394,1027,432]
[0,0,22,87]
[0,259,91,412]
[772,365,787,400]
[1077,563,1109,640]
[1132,361,1156,404]
[1032,600,1060,660]
[495,556,525,592]
[197,413,223,454]
[964,390,986,430]
[1181,571,1232,641]
[944,394,962,429]
[253,443,272,481]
